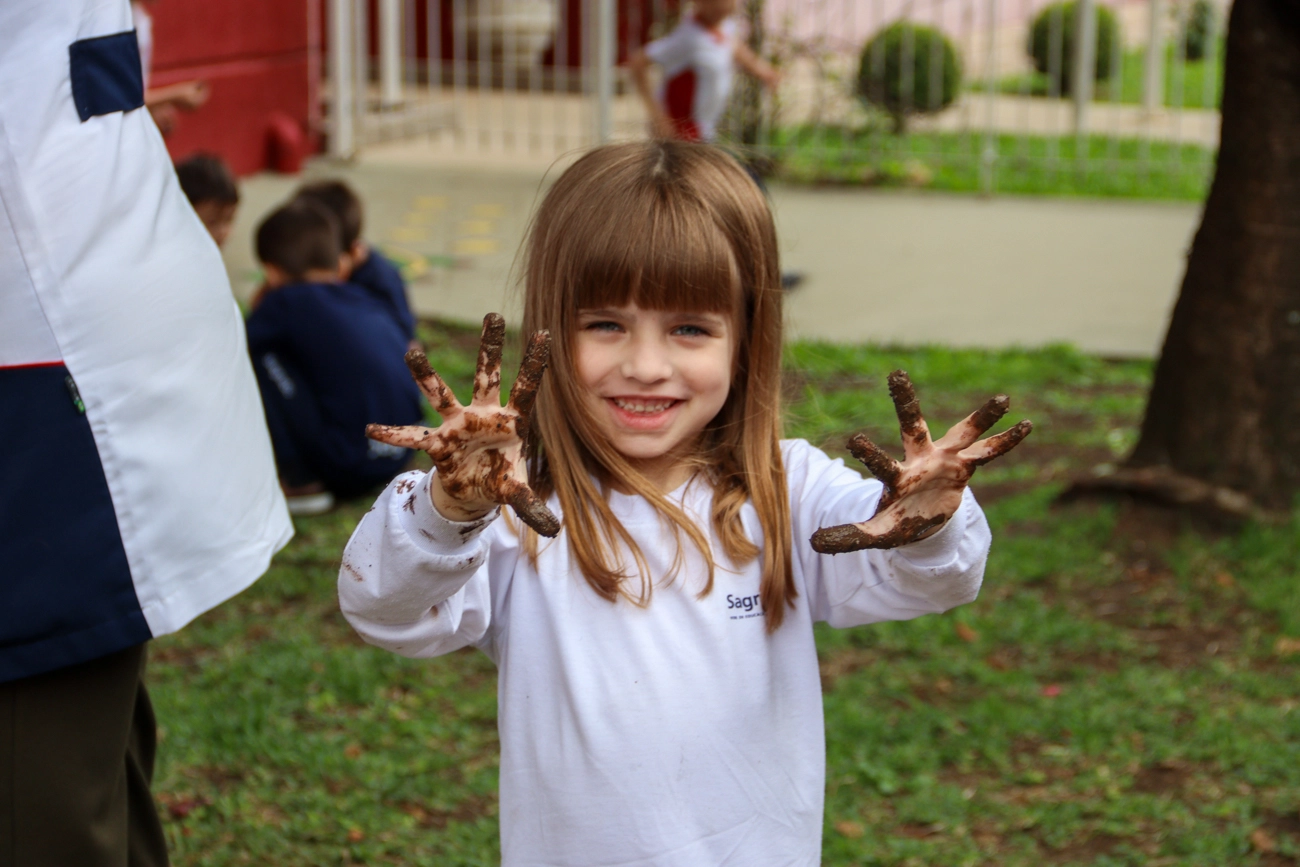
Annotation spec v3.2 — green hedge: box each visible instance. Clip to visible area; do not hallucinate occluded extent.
[1027,1,1121,95]
[856,22,962,133]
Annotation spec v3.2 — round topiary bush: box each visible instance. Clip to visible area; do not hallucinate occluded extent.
[1026,1,1121,95]
[1180,0,1216,61]
[856,22,962,133]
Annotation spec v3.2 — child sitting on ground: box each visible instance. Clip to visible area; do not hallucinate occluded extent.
[338,141,1031,863]
[176,152,239,249]
[246,200,423,515]
[294,179,418,348]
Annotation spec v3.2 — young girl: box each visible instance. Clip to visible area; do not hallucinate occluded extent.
[339,141,1030,865]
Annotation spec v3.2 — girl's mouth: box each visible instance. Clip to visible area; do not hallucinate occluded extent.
[611,397,678,414]
[607,397,682,429]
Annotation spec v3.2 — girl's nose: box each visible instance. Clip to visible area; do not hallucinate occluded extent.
[620,335,672,383]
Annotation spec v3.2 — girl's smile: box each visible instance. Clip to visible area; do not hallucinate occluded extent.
[575,303,735,490]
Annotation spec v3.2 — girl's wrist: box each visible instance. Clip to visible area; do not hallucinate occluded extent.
[428,473,495,523]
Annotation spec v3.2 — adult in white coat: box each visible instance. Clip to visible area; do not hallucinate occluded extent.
[0,2,292,863]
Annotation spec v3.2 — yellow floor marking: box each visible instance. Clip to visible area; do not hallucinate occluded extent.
[453,238,499,255]
[414,196,449,210]
[456,219,495,236]
[388,226,428,242]
[472,204,506,218]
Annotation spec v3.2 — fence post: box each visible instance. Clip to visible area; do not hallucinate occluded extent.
[1143,0,1164,113]
[1072,0,1096,136]
[592,0,615,143]
[379,0,403,107]
[980,0,999,194]
[329,0,356,157]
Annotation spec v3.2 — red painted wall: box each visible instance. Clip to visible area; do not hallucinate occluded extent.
[148,0,316,175]
[362,0,676,70]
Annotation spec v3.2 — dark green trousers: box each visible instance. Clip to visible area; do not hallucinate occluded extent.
[0,644,169,867]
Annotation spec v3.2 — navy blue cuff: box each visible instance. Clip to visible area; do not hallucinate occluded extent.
[69,31,145,122]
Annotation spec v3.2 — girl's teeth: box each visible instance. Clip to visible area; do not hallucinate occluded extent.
[614,398,672,413]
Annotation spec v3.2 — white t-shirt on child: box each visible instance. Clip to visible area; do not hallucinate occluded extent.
[339,439,990,866]
[645,15,740,142]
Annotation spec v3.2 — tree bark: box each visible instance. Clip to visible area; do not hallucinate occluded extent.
[1126,0,1300,510]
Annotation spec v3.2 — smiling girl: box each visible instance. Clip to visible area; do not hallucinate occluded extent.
[339,141,1030,865]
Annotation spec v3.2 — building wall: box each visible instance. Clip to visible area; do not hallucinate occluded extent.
[148,0,315,175]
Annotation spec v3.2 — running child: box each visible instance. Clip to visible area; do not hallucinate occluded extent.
[627,0,780,142]
[338,141,1031,864]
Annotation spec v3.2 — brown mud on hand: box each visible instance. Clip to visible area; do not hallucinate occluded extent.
[962,419,1034,466]
[888,370,929,451]
[967,395,1010,436]
[404,349,457,414]
[508,330,551,445]
[368,313,561,537]
[473,313,506,405]
[366,423,437,450]
[811,513,947,554]
[811,374,1033,554]
[848,433,902,510]
[503,478,561,537]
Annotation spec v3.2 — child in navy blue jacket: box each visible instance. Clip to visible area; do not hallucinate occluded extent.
[294,179,418,347]
[247,200,423,515]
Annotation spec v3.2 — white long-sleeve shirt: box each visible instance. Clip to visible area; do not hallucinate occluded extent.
[339,439,990,867]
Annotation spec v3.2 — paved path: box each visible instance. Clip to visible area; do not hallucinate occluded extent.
[224,151,1201,358]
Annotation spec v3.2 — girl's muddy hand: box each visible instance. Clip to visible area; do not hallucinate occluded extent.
[366,313,562,537]
[810,370,1032,554]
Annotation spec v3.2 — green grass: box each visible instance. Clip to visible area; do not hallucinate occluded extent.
[149,321,1300,865]
[972,46,1224,111]
[766,126,1213,200]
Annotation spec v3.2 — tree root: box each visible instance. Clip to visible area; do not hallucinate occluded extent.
[1059,464,1286,524]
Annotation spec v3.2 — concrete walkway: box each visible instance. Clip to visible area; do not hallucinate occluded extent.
[223,151,1201,358]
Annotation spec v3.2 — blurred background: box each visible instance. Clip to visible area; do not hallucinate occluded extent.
[153,0,1223,355]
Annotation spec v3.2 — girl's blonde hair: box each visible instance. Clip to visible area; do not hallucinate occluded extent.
[520,140,795,632]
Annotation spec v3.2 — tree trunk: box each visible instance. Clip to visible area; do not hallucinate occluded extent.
[1125,0,1300,510]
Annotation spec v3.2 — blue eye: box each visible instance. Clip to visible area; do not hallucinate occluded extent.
[673,324,710,337]
[585,320,622,332]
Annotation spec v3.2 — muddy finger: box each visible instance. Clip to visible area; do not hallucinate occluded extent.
[472,312,507,406]
[366,423,439,451]
[888,370,931,455]
[507,330,551,442]
[847,434,902,488]
[937,395,1010,450]
[406,349,462,417]
[810,512,947,554]
[958,419,1034,467]
[501,477,561,537]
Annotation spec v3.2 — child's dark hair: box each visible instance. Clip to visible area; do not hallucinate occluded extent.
[294,180,363,250]
[175,153,239,206]
[255,201,341,281]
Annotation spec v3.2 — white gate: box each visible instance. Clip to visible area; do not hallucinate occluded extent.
[320,0,1225,195]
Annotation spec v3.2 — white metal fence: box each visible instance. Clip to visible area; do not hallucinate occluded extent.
[318,0,1225,195]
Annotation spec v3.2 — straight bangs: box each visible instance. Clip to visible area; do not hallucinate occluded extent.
[568,184,742,319]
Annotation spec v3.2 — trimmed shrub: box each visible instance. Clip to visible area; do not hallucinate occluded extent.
[1180,0,1216,61]
[1027,1,1121,95]
[856,22,962,133]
